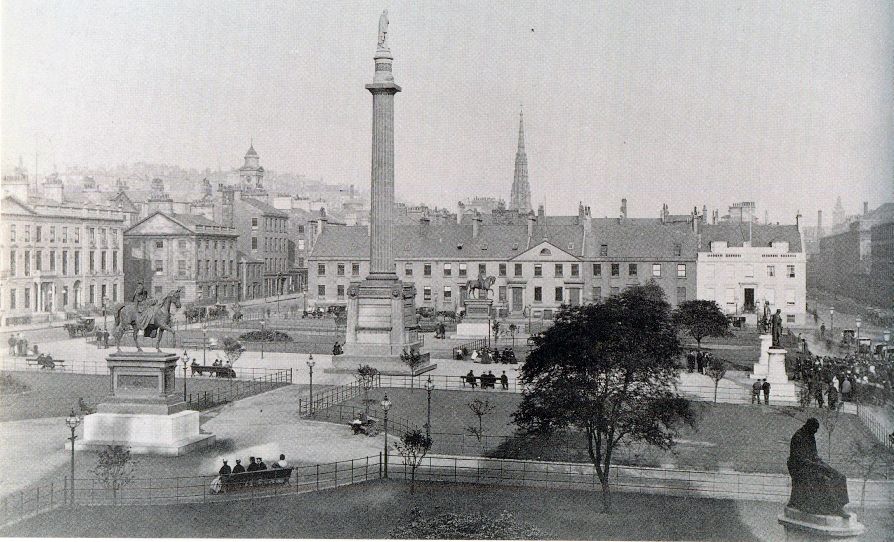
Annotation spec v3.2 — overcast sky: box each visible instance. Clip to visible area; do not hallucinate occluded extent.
[3,1,892,223]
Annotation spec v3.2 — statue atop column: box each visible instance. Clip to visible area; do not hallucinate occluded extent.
[378,10,389,49]
[771,308,783,348]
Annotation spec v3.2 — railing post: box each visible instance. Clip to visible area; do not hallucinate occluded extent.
[379,452,383,479]
[316,465,320,491]
[351,459,354,484]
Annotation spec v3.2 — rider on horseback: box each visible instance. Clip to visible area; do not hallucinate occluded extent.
[130,281,158,332]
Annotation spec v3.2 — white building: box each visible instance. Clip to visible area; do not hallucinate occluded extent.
[697,224,806,326]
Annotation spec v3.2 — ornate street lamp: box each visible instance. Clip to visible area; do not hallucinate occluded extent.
[260,319,266,359]
[201,322,208,364]
[181,350,189,402]
[855,316,862,354]
[306,354,315,416]
[381,394,392,478]
[65,410,81,506]
[829,306,835,336]
[424,376,434,441]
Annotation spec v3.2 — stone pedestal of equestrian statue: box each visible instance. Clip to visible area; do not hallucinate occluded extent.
[455,297,494,340]
[73,351,215,455]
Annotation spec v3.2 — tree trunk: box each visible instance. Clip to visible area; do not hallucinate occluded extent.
[713,382,719,403]
[600,479,612,513]
[410,468,416,494]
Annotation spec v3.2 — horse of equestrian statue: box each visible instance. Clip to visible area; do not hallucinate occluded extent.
[113,287,183,352]
[466,274,496,300]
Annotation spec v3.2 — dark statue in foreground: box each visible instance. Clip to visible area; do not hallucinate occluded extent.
[113,286,182,352]
[786,418,850,517]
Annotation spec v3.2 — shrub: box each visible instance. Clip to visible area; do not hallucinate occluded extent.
[239,329,293,342]
[390,509,545,540]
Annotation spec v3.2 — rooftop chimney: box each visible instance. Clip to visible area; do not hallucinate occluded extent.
[621,198,628,219]
[537,204,544,218]
[817,210,823,237]
[863,201,869,216]
[527,214,535,238]
[472,212,481,239]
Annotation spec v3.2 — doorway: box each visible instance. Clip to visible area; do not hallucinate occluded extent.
[512,288,523,312]
[744,288,755,312]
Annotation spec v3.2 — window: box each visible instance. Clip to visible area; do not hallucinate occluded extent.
[458,263,467,277]
[62,227,67,243]
[50,226,55,242]
[767,265,775,277]
[555,264,564,277]
[113,251,118,273]
[154,259,163,274]
[337,263,345,276]
[571,264,579,277]
[787,265,795,278]
[9,289,15,309]
[49,251,55,271]
[89,285,95,304]
[251,237,258,250]
[786,314,795,323]
[592,286,602,302]
[610,287,620,296]
[337,285,345,298]
[318,263,326,276]
[9,225,14,242]
[652,263,662,277]
[318,285,326,297]
[404,262,413,276]
[36,226,42,242]
[785,289,795,306]
[155,239,164,250]
[74,228,79,243]
[534,286,542,302]
[101,251,107,272]
[298,239,305,250]
[74,251,80,274]
[423,263,431,277]
[298,224,305,234]
[443,263,452,277]
[24,250,30,276]
[744,264,754,278]
[101,284,107,301]
[555,287,563,302]
[24,225,30,242]
[628,263,637,276]
[214,260,219,277]
[593,263,602,277]
[514,263,523,277]
[725,288,735,304]
[444,286,452,300]
[673,243,682,257]
[112,283,118,302]
[600,244,608,256]
[499,286,507,301]
[352,263,360,276]
[8,250,14,276]
[534,264,542,277]
[423,287,432,301]
[478,263,487,276]
[677,287,687,303]
[677,264,686,278]
[498,263,506,277]
[252,217,258,228]
[24,287,30,309]
[35,250,42,271]
[178,260,187,277]
[611,263,619,277]
[89,251,95,273]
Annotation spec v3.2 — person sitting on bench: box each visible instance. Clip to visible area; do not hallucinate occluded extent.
[231,459,245,474]
[257,457,267,470]
[246,457,259,472]
[218,460,231,476]
[275,454,289,468]
[466,370,477,388]
[351,418,363,434]
[213,358,222,367]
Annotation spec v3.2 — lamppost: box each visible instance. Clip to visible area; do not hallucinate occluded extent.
[201,322,208,364]
[306,354,315,416]
[424,376,434,441]
[381,394,391,478]
[277,272,283,316]
[855,316,862,354]
[65,410,81,506]
[181,351,189,402]
[509,323,517,349]
[260,319,266,359]
[101,297,109,333]
[829,306,834,337]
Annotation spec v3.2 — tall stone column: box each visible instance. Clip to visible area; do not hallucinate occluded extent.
[365,47,401,280]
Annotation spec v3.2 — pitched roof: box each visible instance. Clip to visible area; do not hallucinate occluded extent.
[237,250,262,263]
[587,218,699,259]
[699,223,802,253]
[240,197,289,217]
[125,211,235,236]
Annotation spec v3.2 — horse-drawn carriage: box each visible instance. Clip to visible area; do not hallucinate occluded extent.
[64,317,95,338]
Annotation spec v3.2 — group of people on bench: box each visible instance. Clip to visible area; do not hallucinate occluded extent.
[465,370,509,389]
[218,454,288,476]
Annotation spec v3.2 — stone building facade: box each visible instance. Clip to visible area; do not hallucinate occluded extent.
[123,212,239,305]
[0,195,126,326]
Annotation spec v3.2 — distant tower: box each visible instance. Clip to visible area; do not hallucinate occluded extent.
[239,142,265,189]
[509,110,532,212]
[832,196,846,227]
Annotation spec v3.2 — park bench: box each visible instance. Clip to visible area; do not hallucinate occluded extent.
[211,467,294,493]
[25,356,65,370]
[190,365,236,378]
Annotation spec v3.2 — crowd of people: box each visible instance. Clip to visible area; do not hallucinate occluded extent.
[791,352,892,408]
[464,369,509,390]
[685,349,721,374]
[217,454,289,476]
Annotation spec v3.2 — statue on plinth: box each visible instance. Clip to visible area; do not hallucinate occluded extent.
[113,286,183,352]
[786,418,850,517]
[378,9,389,48]
[771,308,783,348]
[759,301,770,334]
[466,273,496,300]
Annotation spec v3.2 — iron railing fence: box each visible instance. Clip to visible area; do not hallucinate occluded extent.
[0,357,288,382]
[298,379,369,417]
[184,369,292,410]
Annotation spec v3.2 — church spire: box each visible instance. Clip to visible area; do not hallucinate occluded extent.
[509,109,532,212]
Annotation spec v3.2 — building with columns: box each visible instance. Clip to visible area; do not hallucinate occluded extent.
[1,194,125,326]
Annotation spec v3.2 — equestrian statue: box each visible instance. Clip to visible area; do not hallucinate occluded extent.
[466,273,496,300]
[113,283,183,352]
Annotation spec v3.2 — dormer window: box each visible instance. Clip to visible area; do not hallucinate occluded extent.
[568,243,574,250]
[511,242,519,251]
[480,243,488,250]
[539,248,552,256]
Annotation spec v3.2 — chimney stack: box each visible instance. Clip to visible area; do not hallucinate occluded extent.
[527,214,535,238]
[537,204,544,218]
[817,210,823,237]
[472,212,481,239]
[621,198,628,219]
[863,201,869,216]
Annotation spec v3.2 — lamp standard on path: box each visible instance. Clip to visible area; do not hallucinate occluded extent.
[277,272,284,316]
[855,316,862,354]
[381,394,391,478]
[181,351,189,402]
[65,410,81,506]
[306,355,315,416]
[830,306,835,337]
[202,322,208,364]
[424,376,434,441]
[260,319,266,359]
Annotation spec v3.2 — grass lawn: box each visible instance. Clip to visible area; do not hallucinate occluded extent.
[0,371,283,422]
[5,479,874,541]
[327,389,893,477]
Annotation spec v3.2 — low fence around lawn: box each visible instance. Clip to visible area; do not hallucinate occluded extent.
[184,369,292,410]
[3,452,892,529]
[848,402,893,450]
[298,379,370,417]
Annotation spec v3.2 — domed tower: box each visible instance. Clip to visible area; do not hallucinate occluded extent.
[239,142,265,189]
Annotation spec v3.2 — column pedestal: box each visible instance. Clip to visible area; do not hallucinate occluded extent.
[455,298,493,339]
[778,506,865,541]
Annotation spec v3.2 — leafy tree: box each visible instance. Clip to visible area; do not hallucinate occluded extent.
[466,398,496,443]
[93,445,136,503]
[220,336,245,365]
[395,428,432,494]
[492,320,501,345]
[513,284,696,513]
[704,356,727,403]
[672,300,730,355]
[400,348,426,387]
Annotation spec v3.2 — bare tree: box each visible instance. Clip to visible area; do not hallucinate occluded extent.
[395,428,432,494]
[93,445,136,503]
[704,357,727,403]
[466,398,496,444]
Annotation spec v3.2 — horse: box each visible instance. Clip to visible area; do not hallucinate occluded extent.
[466,275,496,299]
[113,287,183,352]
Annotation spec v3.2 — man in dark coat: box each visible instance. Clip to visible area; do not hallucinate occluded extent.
[231,459,245,474]
[786,418,850,517]
[761,379,771,405]
[218,460,231,476]
[246,456,259,472]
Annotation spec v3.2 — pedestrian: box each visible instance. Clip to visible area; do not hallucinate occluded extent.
[761,379,771,405]
[696,351,705,374]
[820,323,826,339]
[218,460,231,476]
[275,454,289,468]
[7,335,16,356]
[751,379,762,404]
[814,383,825,408]
[827,385,839,410]
[465,370,477,389]
[500,371,509,390]
[246,456,259,472]
[840,378,851,402]
[687,350,696,373]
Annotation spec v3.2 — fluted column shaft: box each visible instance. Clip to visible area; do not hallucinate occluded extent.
[368,88,398,277]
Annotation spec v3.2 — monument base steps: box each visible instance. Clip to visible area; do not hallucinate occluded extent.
[778,506,865,541]
[74,410,216,456]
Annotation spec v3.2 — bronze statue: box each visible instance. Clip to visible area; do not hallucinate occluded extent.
[760,301,771,334]
[113,287,182,352]
[466,273,496,300]
[786,418,850,517]
[771,308,783,348]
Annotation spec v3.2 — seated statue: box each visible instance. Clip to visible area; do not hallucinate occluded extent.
[786,418,850,517]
